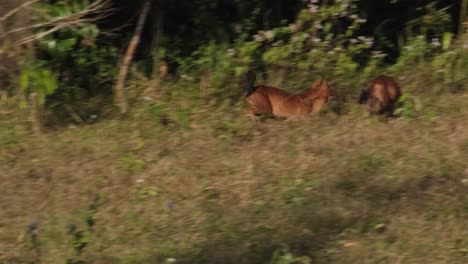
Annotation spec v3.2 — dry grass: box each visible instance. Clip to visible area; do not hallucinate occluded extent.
[0,80,467,263]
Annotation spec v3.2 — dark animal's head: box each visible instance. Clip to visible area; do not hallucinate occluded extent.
[241,70,257,97]
[366,97,383,114]
[358,89,368,104]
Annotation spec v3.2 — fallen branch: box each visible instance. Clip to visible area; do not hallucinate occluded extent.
[64,104,84,124]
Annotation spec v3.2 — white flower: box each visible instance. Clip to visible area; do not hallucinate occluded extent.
[136,178,145,184]
[360,36,374,47]
[312,37,321,43]
[303,33,310,38]
[272,40,283,47]
[253,34,265,42]
[288,23,297,32]
[165,258,176,263]
[308,4,318,13]
[431,38,441,47]
[265,30,274,40]
[341,2,349,11]
[227,48,236,56]
[357,18,367,24]
[371,50,386,58]
[314,22,323,29]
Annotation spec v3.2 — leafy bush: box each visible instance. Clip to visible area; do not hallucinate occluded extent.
[20,0,118,117]
[19,63,58,106]
[395,92,423,119]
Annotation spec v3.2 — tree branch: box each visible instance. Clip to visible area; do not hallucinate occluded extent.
[0,0,40,22]
[113,0,152,114]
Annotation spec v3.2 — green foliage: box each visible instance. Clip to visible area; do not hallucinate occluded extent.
[136,186,160,200]
[171,0,386,92]
[26,0,118,111]
[19,64,58,105]
[121,154,145,173]
[66,196,99,264]
[0,124,18,150]
[165,0,462,100]
[395,92,422,119]
[407,2,452,37]
[389,2,461,88]
[431,44,467,92]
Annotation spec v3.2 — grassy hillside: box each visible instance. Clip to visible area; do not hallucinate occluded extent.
[1,77,467,264]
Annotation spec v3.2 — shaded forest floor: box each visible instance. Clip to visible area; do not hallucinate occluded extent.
[1,77,468,264]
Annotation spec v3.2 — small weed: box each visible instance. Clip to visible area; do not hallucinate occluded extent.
[66,196,99,264]
[269,247,311,264]
[356,154,385,174]
[120,154,145,173]
[0,124,18,149]
[79,128,92,143]
[136,186,161,200]
[395,92,422,119]
[281,178,319,207]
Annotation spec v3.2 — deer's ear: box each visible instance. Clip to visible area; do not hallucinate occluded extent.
[312,79,323,89]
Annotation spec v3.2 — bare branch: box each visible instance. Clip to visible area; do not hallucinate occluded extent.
[0,0,40,22]
[0,0,114,44]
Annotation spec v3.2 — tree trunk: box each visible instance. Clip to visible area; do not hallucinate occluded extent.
[29,92,41,134]
[114,0,151,114]
[459,0,467,36]
[151,9,164,79]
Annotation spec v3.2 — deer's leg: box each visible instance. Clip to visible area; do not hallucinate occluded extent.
[244,107,259,127]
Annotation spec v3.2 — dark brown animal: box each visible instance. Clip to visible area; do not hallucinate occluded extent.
[242,71,334,118]
[358,75,402,116]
